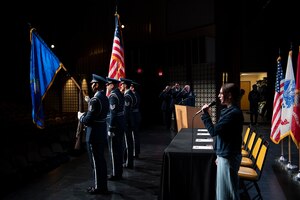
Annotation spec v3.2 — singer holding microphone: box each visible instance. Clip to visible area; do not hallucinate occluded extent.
[199,83,244,200]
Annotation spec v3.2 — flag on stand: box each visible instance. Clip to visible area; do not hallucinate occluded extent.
[107,13,125,90]
[291,46,300,148]
[280,50,295,139]
[270,56,285,144]
[30,28,63,129]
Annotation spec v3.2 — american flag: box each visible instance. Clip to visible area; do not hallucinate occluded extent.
[291,47,300,148]
[108,13,125,80]
[270,56,284,143]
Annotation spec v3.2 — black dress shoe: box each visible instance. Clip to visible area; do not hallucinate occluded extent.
[108,175,123,181]
[125,164,134,169]
[87,187,111,195]
[123,163,134,169]
[86,186,94,192]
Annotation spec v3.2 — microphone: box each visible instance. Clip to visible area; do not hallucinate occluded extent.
[194,101,216,115]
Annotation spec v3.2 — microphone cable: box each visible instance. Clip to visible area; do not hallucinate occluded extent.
[189,102,216,197]
[190,111,198,198]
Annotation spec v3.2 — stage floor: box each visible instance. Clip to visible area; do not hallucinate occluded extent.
[1,112,299,200]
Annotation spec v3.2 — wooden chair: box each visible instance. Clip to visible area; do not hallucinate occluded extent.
[242,126,251,150]
[241,131,257,157]
[238,139,269,200]
[241,136,263,167]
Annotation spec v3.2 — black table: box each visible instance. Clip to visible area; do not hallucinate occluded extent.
[159,128,216,200]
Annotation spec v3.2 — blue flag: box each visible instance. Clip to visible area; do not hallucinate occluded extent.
[30,29,62,129]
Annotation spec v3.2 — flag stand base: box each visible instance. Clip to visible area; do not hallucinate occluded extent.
[286,162,298,170]
[296,172,300,180]
[279,155,287,162]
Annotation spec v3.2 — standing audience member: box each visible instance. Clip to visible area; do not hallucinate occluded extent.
[248,84,260,125]
[200,83,244,200]
[240,89,245,98]
[78,74,110,195]
[178,84,196,106]
[120,78,136,169]
[170,83,181,132]
[159,85,172,130]
[130,81,142,159]
[106,77,125,181]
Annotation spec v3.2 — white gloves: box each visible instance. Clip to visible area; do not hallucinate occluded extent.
[78,111,84,120]
[84,96,90,103]
[108,131,115,137]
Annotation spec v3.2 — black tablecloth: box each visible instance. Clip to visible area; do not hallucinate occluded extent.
[159,128,216,200]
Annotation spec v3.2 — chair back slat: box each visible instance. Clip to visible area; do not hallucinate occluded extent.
[242,127,251,148]
[256,145,266,170]
[246,131,256,152]
[251,137,263,160]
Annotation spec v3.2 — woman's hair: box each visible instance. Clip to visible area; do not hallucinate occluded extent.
[222,83,241,104]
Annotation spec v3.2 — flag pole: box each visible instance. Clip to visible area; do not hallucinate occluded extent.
[286,135,292,168]
[292,45,300,178]
[297,144,300,179]
[289,135,291,163]
[287,134,298,169]
[74,88,83,150]
[278,48,286,162]
[281,43,297,170]
[60,64,84,150]
[60,64,81,90]
[287,42,297,170]
[280,140,286,161]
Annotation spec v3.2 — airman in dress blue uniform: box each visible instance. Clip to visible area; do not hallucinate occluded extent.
[106,77,125,181]
[130,81,142,159]
[78,74,110,195]
[120,78,136,168]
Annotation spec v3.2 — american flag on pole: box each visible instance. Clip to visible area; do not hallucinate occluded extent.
[291,46,300,148]
[270,55,284,143]
[108,13,125,80]
[280,50,295,140]
[107,12,125,96]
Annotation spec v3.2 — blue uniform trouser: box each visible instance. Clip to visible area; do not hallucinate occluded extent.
[132,111,141,156]
[86,142,107,190]
[108,128,124,177]
[216,155,241,200]
[124,128,134,167]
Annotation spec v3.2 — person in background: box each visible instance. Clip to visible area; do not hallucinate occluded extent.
[248,84,260,125]
[170,83,181,132]
[240,89,245,98]
[200,83,244,200]
[78,74,110,195]
[130,81,142,159]
[120,78,136,169]
[106,77,125,181]
[177,84,196,106]
[159,85,173,130]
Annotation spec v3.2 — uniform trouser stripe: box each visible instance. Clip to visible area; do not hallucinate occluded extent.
[124,133,128,166]
[132,131,136,157]
[90,145,98,189]
[109,137,115,176]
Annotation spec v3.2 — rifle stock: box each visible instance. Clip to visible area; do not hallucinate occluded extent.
[74,119,84,149]
[74,89,85,150]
